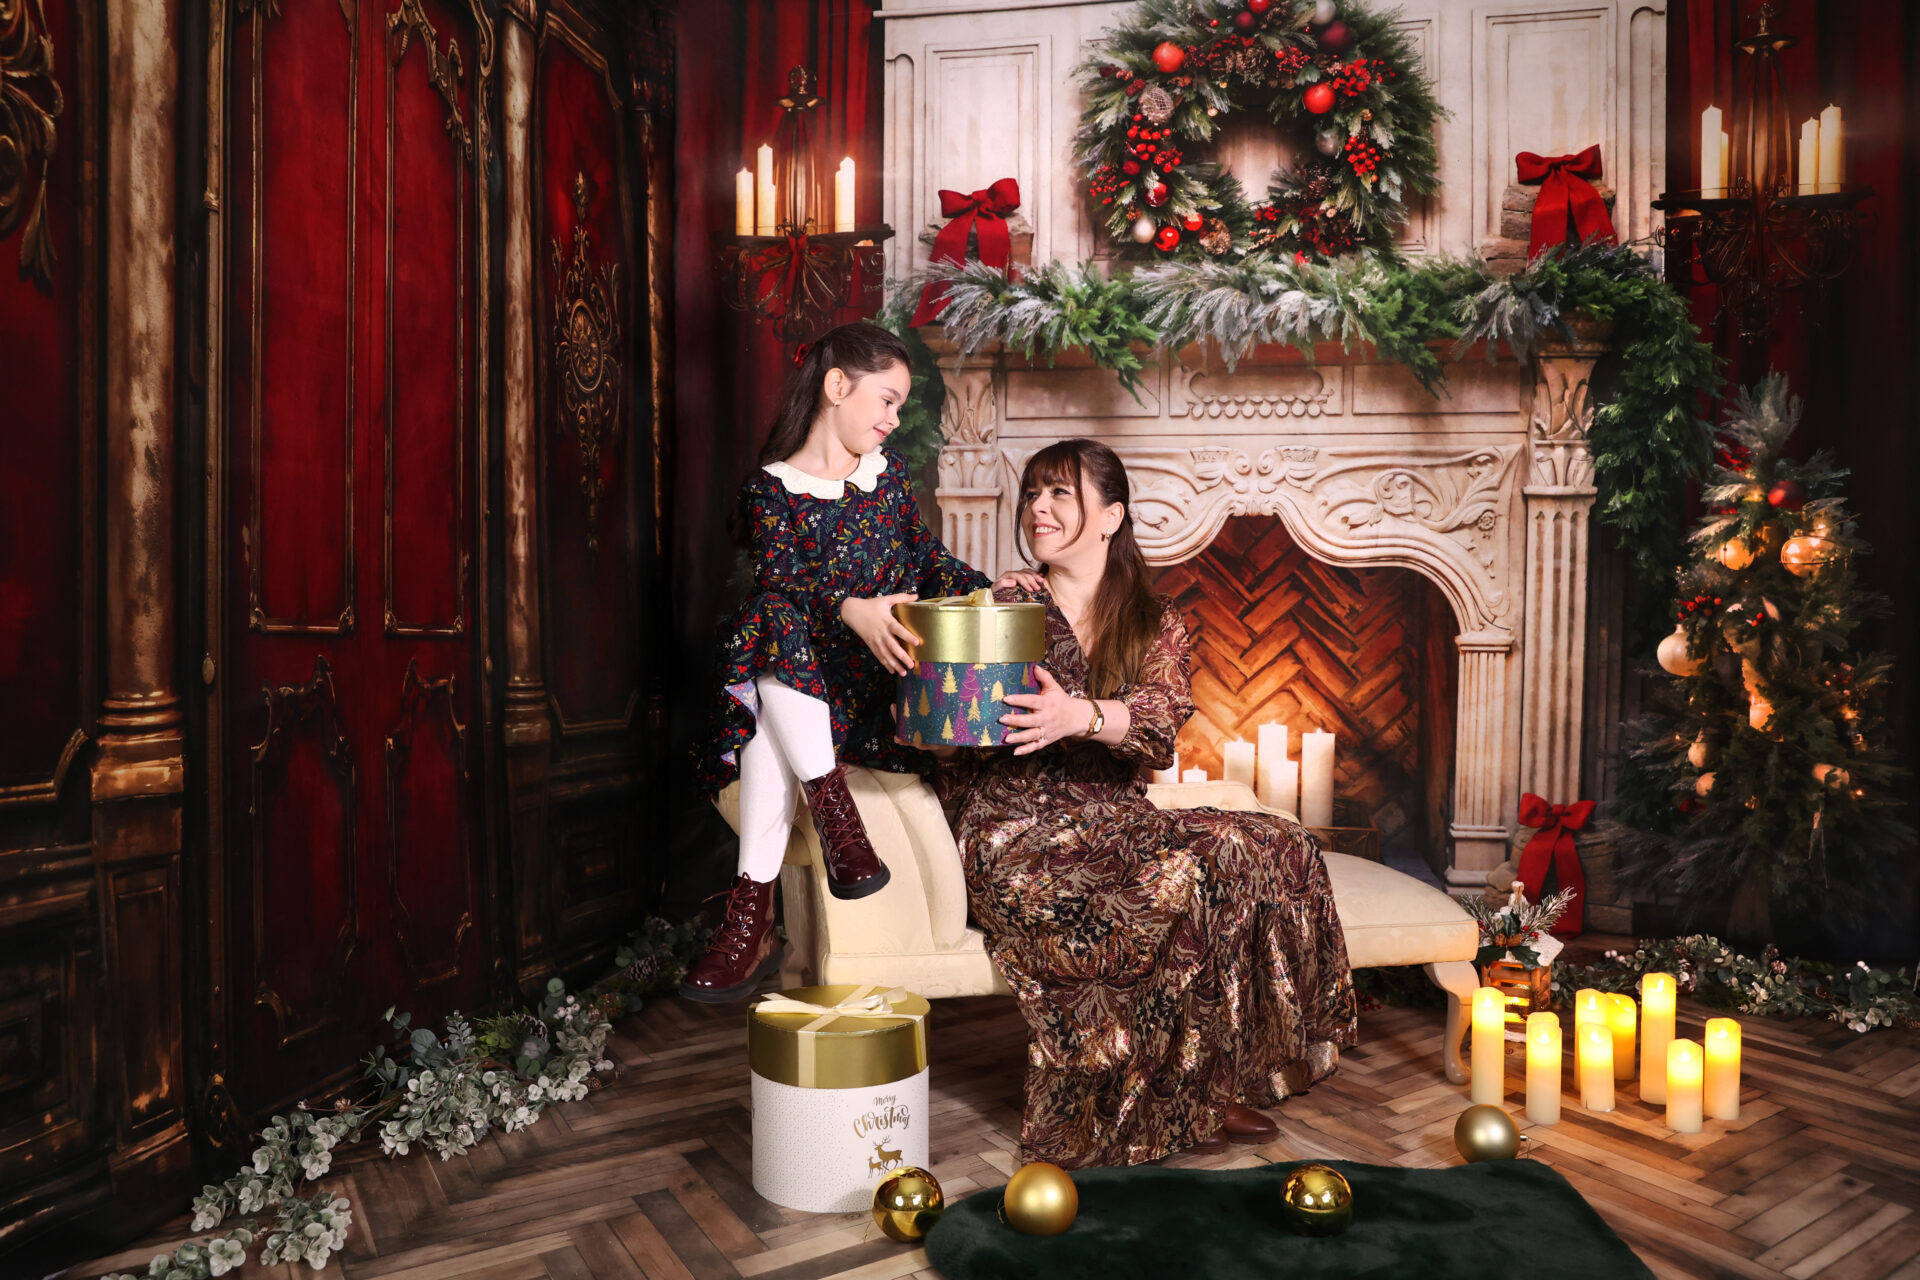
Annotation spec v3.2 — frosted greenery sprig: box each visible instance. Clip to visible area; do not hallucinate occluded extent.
[1462,885,1575,969]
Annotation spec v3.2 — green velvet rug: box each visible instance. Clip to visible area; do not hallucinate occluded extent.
[924,1159,1652,1279]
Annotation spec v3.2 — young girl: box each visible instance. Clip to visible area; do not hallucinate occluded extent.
[683,321,991,1002]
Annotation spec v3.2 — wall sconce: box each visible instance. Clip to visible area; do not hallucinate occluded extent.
[718,67,894,346]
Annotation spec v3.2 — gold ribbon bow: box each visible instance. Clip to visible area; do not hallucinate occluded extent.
[751,985,927,1088]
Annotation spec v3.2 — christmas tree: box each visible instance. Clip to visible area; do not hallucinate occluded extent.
[1616,375,1911,934]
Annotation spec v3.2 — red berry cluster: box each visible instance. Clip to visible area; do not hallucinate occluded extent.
[1088,165,1128,206]
[1677,592,1723,619]
[1273,45,1311,80]
[1343,134,1381,177]
[1126,115,1180,168]
[1329,57,1380,97]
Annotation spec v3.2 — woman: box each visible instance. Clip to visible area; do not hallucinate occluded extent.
[927,439,1356,1168]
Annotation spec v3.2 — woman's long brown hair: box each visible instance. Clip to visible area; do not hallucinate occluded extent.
[1014,439,1161,698]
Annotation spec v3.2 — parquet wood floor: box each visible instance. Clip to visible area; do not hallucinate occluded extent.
[72,983,1920,1280]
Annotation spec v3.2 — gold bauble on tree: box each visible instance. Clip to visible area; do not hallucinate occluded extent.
[1695,771,1717,797]
[1454,1104,1523,1162]
[1687,733,1715,769]
[871,1167,945,1243]
[999,1161,1078,1236]
[1716,538,1757,571]
[1277,1163,1353,1237]
[1656,626,1704,677]
[1781,533,1837,577]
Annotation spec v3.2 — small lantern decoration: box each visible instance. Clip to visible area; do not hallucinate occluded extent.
[1463,882,1576,1029]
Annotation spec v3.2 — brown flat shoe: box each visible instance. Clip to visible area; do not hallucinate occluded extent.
[1189,1130,1230,1153]
[1223,1102,1277,1144]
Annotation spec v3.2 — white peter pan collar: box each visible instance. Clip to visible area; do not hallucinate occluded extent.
[763,448,887,499]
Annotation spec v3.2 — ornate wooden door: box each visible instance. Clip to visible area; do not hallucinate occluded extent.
[217,0,495,1114]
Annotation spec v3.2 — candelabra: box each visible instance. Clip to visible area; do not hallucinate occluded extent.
[1651,5,1871,345]
[717,67,893,345]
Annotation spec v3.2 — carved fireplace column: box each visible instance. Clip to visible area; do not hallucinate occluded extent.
[1519,328,1608,808]
[94,0,192,1215]
[923,332,1006,576]
[500,0,555,987]
[1450,632,1517,889]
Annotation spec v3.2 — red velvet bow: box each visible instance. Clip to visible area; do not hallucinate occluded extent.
[909,177,1022,327]
[1514,146,1616,260]
[1515,792,1595,936]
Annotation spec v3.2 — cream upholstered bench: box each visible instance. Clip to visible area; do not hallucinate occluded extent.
[714,769,1483,1083]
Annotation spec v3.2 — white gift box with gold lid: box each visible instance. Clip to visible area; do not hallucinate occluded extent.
[748,983,930,1213]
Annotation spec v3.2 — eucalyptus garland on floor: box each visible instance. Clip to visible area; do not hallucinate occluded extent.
[1550,936,1918,1034]
[103,917,707,1280]
[904,240,1719,614]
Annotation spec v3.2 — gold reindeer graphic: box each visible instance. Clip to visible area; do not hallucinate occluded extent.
[867,1141,905,1175]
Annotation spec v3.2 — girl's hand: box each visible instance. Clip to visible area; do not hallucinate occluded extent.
[842,593,922,675]
[993,569,1047,594]
[999,667,1095,756]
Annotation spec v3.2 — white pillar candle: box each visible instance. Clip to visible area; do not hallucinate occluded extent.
[756,142,776,235]
[1300,730,1336,828]
[1222,740,1256,790]
[1525,1012,1561,1125]
[1274,759,1299,819]
[834,157,856,232]
[1578,1022,1614,1111]
[1181,767,1208,784]
[1150,751,1180,786]
[736,167,755,236]
[1720,128,1730,189]
[1640,974,1675,1104]
[1255,723,1288,807]
[1704,1018,1741,1120]
[1606,993,1637,1082]
[1573,988,1607,1033]
[1471,987,1506,1105]
[1666,1038,1704,1132]
[1798,118,1820,193]
[1700,106,1723,192]
[1817,104,1843,187]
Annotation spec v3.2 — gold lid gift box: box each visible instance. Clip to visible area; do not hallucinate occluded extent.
[892,592,1046,747]
[748,984,932,1213]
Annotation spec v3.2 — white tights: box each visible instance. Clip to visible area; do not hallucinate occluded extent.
[736,675,838,883]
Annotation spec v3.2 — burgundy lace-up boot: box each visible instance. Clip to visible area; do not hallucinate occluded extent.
[679,874,781,1004]
[801,764,891,900]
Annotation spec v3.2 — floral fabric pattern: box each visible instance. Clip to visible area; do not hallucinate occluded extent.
[695,449,988,791]
[936,586,1358,1169]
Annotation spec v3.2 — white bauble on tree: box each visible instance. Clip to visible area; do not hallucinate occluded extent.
[1687,734,1714,770]
[1656,627,1703,676]
[1695,772,1717,797]
[1131,215,1157,244]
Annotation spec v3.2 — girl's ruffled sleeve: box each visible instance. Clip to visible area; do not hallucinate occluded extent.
[1108,599,1195,770]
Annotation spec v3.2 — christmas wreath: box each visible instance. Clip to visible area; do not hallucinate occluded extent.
[1074,0,1443,261]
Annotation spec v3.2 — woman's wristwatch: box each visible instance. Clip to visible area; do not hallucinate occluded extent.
[1081,698,1107,739]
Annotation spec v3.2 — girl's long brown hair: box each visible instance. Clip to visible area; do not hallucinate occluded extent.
[1015,439,1160,698]
[757,320,909,466]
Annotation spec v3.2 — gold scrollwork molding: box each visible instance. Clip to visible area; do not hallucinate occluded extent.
[550,171,621,551]
[0,0,64,290]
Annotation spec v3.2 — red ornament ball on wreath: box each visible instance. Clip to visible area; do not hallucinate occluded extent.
[1249,0,1272,11]
[1154,224,1182,251]
[1145,181,1170,207]
[1303,83,1336,115]
[1152,41,1187,73]
[1234,9,1255,29]
[1767,479,1807,511]
[1183,211,1205,231]
[1319,20,1353,52]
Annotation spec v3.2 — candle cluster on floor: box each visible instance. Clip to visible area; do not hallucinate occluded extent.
[1470,975,1740,1138]
[1153,722,1334,822]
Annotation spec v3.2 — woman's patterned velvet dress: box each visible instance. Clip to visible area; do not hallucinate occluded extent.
[695,449,988,791]
[937,587,1358,1169]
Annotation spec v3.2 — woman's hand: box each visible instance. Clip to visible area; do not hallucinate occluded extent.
[993,568,1047,594]
[999,667,1096,756]
[842,594,922,675]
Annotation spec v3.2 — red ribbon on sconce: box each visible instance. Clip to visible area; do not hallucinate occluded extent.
[1515,792,1595,936]
[1514,146,1617,260]
[909,177,1022,327]
[748,231,832,321]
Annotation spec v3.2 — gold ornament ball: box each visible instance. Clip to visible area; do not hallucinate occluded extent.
[1454,1104,1523,1163]
[1657,627,1703,677]
[1717,538,1756,571]
[1000,1161,1078,1236]
[1686,734,1714,769]
[1781,534,1836,577]
[1278,1163,1353,1237]
[871,1167,945,1244]
[1695,771,1716,797]
[1813,763,1852,790]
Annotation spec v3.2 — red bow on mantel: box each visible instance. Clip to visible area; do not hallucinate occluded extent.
[1516,792,1596,936]
[909,177,1022,327]
[1515,146,1617,260]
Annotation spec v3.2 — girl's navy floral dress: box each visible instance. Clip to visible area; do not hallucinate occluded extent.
[695,448,989,791]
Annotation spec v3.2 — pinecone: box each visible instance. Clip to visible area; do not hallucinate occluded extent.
[1140,83,1177,125]
[1200,218,1232,255]
[1225,44,1270,85]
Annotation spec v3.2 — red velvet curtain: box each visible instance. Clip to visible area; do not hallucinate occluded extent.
[1670,0,1919,941]
[670,0,883,762]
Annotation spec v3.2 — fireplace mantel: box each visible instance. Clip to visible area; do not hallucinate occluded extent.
[924,329,1610,892]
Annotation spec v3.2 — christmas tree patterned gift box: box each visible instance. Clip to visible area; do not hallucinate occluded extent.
[891,594,1046,747]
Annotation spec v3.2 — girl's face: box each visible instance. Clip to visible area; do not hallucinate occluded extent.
[823,360,909,455]
[1022,472,1121,573]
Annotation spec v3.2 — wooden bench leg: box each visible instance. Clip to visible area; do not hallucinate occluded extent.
[1424,960,1479,1085]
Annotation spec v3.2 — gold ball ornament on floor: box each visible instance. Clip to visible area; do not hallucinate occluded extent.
[871,1167,944,1243]
[1454,1104,1524,1162]
[999,1161,1078,1236]
[1278,1163,1354,1237]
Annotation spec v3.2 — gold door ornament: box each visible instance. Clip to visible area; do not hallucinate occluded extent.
[550,171,621,551]
[0,0,64,290]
